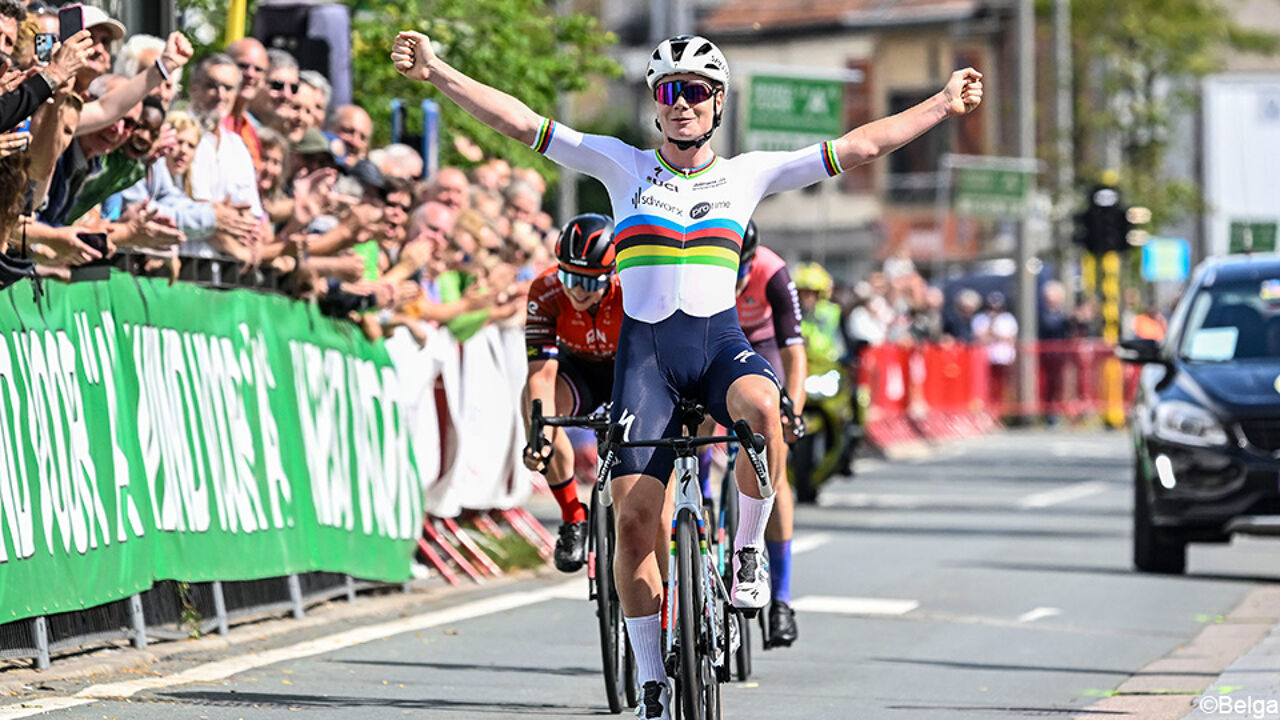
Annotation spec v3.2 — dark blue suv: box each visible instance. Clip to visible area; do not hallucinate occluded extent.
[1120,254,1280,574]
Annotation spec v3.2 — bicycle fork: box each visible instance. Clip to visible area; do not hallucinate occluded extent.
[664,457,732,672]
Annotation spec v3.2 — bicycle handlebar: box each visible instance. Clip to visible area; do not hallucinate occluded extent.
[597,418,774,498]
[780,391,806,440]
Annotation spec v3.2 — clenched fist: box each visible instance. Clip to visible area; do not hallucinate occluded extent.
[943,68,983,116]
[391,31,436,82]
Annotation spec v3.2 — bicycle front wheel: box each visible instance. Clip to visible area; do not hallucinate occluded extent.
[717,485,751,680]
[593,485,627,713]
[676,509,721,720]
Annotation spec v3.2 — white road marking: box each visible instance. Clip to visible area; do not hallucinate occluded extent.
[0,580,581,720]
[1017,606,1062,623]
[544,576,588,600]
[819,493,930,509]
[1017,480,1110,509]
[790,595,919,616]
[790,533,833,555]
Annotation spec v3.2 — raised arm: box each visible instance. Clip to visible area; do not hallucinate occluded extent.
[832,68,983,170]
[391,31,541,146]
[77,32,192,136]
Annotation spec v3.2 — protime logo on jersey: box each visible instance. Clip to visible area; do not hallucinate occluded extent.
[631,188,684,215]
[689,200,731,219]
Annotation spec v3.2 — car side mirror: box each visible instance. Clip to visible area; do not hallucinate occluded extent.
[1117,338,1178,392]
[1116,338,1163,364]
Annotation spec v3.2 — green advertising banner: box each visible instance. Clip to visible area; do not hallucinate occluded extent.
[0,272,422,622]
[744,74,844,151]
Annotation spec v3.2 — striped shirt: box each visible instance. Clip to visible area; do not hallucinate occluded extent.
[530,119,842,323]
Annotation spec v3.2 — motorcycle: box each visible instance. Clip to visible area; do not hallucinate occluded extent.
[787,350,860,504]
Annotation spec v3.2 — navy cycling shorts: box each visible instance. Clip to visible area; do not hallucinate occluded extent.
[609,308,780,482]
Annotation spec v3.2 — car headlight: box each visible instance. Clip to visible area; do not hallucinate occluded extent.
[1152,400,1229,448]
[804,370,842,399]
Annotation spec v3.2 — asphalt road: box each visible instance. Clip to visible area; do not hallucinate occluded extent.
[9,429,1280,720]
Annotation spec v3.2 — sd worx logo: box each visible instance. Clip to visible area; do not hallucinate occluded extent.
[631,188,683,215]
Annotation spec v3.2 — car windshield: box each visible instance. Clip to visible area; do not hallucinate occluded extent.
[1179,277,1280,362]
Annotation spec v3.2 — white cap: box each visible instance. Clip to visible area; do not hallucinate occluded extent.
[81,5,126,43]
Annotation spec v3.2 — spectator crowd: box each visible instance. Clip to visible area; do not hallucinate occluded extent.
[0,1,1162,423]
[0,1,560,345]
[828,250,1121,421]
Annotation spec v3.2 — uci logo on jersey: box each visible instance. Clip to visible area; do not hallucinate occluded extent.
[646,175,679,192]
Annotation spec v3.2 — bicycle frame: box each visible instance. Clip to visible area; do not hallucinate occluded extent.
[664,453,733,671]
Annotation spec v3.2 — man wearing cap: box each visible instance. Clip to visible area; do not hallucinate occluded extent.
[293,125,347,173]
[187,53,267,257]
[225,37,267,169]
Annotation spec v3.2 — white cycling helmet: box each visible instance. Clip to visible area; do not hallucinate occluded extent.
[645,35,730,91]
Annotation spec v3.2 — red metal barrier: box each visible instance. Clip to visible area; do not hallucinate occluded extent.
[863,344,922,448]
[862,337,1128,450]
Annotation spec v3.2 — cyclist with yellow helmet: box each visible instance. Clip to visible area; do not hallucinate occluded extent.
[794,262,845,365]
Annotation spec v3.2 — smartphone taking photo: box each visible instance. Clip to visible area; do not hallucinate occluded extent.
[34,33,55,66]
[69,231,111,282]
[58,4,83,43]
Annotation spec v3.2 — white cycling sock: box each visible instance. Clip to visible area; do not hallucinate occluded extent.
[735,492,774,552]
[625,612,665,686]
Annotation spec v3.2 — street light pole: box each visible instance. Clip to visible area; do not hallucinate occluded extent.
[1055,0,1075,304]
[1016,0,1039,421]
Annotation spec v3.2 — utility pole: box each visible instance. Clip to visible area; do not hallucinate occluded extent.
[1055,0,1075,305]
[555,0,578,224]
[1016,0,1038,421]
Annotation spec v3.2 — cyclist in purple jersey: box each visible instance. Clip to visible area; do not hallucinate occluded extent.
[393,30,982,719]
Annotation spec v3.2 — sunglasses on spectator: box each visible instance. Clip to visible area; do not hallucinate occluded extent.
[654,79,716,106]
[558,269,609,292]
[269,80,300,94]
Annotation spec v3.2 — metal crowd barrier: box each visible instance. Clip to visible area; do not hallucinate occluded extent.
[1,572,402,671]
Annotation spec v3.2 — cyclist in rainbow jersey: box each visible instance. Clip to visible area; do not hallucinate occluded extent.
[393,30,982,719]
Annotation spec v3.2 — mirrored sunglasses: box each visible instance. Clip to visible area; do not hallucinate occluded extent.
[654,79,715,106]
[558,269,609,292]
[737,258,753,281]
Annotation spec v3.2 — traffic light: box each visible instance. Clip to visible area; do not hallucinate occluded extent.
[1073,184,1150,255]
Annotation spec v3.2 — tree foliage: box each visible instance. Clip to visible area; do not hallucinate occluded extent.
[1068,0,1279,228]
[350,0,620,175]
[177,0,621,178]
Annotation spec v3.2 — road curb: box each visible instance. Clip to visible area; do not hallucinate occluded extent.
[1177,590,1280,720]
[1074,585,1280,720]
[0,566,553,699]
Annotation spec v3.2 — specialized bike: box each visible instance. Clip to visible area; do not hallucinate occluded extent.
[528,399,637,714]
[709,392,804,668]
[598,400,771,720]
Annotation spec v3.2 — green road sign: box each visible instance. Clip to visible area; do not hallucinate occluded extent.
[1229,220,1278,253]
[953,166,1033,219]
[744,75,844,151]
